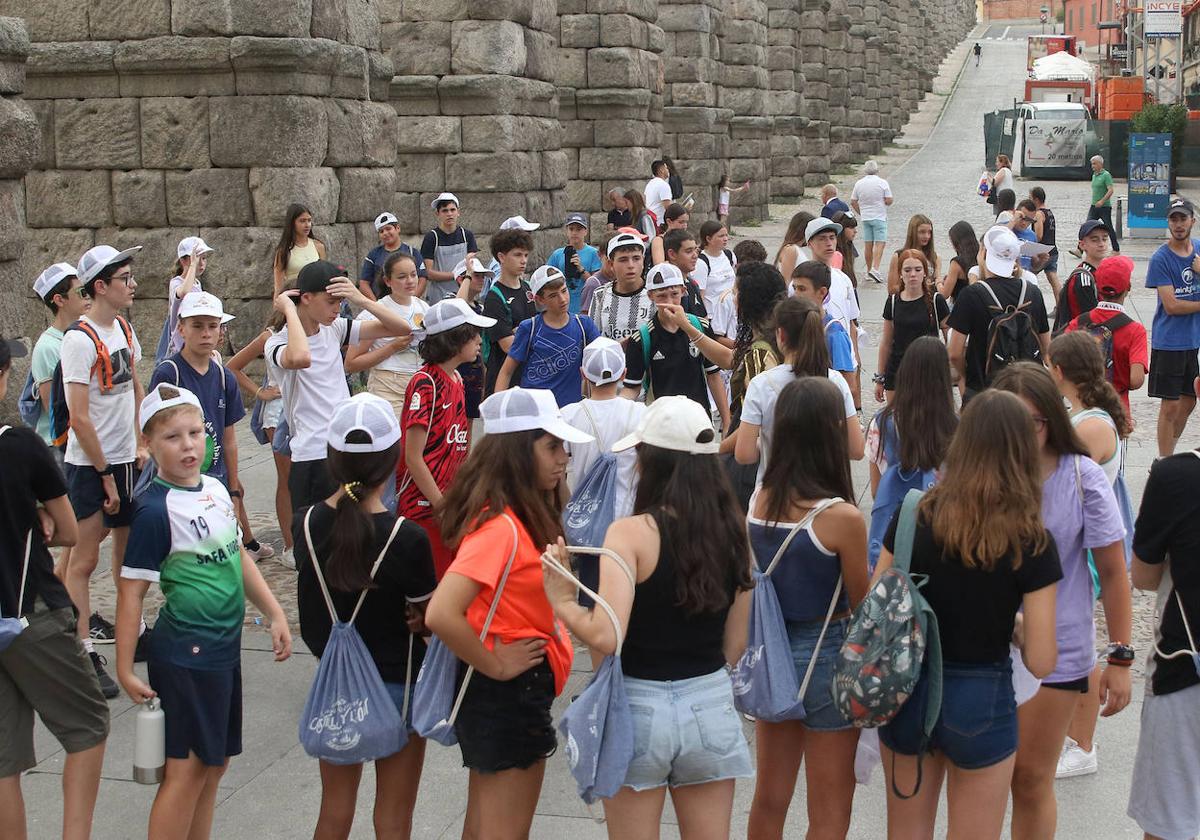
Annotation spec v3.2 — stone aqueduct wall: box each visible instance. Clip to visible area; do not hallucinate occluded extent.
[0,0,975,349]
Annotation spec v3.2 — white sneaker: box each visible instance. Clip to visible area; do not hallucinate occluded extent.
[244,542,275,562]
[277,547,296,570]
[1056,737,1098,778]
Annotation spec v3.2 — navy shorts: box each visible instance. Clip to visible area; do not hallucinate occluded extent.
[880,660,1016,770]
[454,661,556,774]
[65,461,139,527]
[148,660,243,767]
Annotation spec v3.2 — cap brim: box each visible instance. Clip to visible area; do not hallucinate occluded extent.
[984,253,1016,277]
[611,430,640,452]
[544,418,593,444]
[113,246,143,263]
[220,313,235,324]
[465,313,497,329]
[3,338,27,358]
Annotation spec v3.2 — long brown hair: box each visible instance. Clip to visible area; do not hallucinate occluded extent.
[624,189,649,227]
[760,377,854,524]
[902,214,938,278]
[774,297,830,377]
[273,203,324,273]
[439,430,563,550]
[878,336,956,471]
[897,247,937,326]
[773,211,815,268]
[1049,331,1133,437]
[633,444,753,615]
[321,435,402,591]
[832,210,858,286]
[921,390,1049,570]
[991,362,1090,458]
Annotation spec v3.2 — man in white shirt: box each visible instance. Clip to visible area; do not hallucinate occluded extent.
[807,217,863,410]
[266,260,413,514]
[644,160,674,222]
[850,160,894,283]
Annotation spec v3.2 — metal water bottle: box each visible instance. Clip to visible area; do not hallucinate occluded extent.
[133,697,165,784]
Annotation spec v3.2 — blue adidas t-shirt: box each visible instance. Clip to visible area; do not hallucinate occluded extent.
[823,314,856,372]
[150,355,246,486]
[122,476,245,670]
[507,314,601,407]
[547,245,603,314]
[1146,238,1200,350]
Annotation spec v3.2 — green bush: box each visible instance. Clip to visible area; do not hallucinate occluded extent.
[1130,103,1188,166]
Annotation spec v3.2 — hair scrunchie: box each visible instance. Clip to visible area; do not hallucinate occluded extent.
[343,481,362,503]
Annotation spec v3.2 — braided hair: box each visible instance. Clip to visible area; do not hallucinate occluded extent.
[1048,331,1133,438]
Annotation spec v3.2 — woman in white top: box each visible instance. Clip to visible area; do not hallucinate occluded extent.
[693,221,738,315]
[774,211,816,284]
[272,203,327,296]
[649,204,690,266]
[991,155,1015,216]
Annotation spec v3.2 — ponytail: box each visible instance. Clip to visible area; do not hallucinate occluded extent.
[773,296,830,378]
[321,434,403,592]
[1048,331,1133,438]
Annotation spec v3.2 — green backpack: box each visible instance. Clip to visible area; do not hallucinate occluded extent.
[834,489,943,798]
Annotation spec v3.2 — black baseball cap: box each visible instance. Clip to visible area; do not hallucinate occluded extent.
[0,335,27,369]
[1168,198,1195,218]
[296,260,348,294]
[1077,219,1106,239]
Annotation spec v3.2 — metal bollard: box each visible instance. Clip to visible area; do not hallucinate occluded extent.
[1116,196,1124,239]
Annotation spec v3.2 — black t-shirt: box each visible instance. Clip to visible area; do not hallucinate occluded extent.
[1053,262,1098,334]
[624,315,719,410]
[0,425,72,617]
[482,279,536,393]
[607,208,632,229]
[947,276,1049,392]
[682,278,708,318]
[294,504,437,683]
[884,510,1062,664]
[947,256,972,303]
[882,292,950,384]
[1132,451,1200,696]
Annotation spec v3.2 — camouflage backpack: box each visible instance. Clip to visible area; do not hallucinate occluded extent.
[834,490,942,795]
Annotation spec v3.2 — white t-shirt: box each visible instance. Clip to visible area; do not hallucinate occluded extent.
[61,315,143,466]
[778,244,812,279]
[693,249,738,315]
[644,177,673,220]
[561,397,647,520]
[993,167,1014,196]
[165,275,203,358]
[824,266,860,366]
[355,296,427,375]
[740,364,856,486]
[265,316,362,462]
[710,287,737,341]
[850,174,893,221]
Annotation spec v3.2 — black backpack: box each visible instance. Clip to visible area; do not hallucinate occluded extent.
[979,280,1041,384]
[1074,309,1133,383]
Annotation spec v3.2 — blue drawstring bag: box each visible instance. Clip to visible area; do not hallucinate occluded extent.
[562,403,620,549]
[18,372,41,429]
[249,372,271,446]
[298,510,409,764]
[1113,469,1134,571]
[732,497,843,722]
[867,414,937,573]
[272,415,292,456]
[153,311,172,367]
[412,514,520,747]
[549,546,637,804]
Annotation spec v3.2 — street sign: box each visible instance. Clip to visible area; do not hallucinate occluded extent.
[1128,133,1172,236]
[1145,0,1183,36]
[1111,44,1129,60]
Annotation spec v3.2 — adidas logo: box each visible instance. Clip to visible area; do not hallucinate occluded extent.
[652,350,666,361]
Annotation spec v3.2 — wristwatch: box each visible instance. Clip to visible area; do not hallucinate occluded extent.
[95,463,114,477]
[1105,643,1135,666]
[872,373,886,385]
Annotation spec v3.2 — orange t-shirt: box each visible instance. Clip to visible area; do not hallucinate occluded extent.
[449,509,574,695]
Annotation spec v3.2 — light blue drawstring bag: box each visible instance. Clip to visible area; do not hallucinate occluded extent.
[412,514,520,747]
[298,509,410,764]
[732,497,843,722]
[867,414,937,573]
[548,546,636,804]
[562,403,620,549]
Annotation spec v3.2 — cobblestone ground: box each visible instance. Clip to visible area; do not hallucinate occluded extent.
[40,21,1179,840]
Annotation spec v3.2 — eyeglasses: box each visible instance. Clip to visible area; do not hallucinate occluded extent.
[109,271,135,286]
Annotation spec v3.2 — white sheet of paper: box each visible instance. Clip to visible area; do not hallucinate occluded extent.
[1019,241,1055,257]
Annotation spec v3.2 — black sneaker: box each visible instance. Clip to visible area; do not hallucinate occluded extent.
[134,627,152,664]
[88,612,115,644]
[90,651,120,699]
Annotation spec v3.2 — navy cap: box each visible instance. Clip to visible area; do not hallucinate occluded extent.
[1167,198,1194,218]
[1077,219,1106,239]
[296,260,348,294]
[565,212,589,228]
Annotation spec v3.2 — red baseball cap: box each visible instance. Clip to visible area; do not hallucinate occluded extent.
[1094,254,1134,299]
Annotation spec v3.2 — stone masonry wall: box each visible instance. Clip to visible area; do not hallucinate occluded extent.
[1,0,976,347]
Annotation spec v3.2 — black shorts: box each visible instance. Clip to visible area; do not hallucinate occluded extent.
[65,461,139,527]
[1148,349,1199,400]
[454,661,557,774]
[287,458,336,512]
[148,660,243,766]
[1042,675,1090,693]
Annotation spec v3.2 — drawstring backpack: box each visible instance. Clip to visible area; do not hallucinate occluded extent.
[867,413,938,573]
[562,402,621,550]
[412,513,520,747]
[298,508,411,764]
[731,497,844,722]
[0,426,32,651]
[545,546,637,805]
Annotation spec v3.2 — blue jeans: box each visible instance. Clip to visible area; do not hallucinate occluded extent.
[787,617,853,731]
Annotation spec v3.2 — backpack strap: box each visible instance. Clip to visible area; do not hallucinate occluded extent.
[544,546,635,655]
[891,489,924,574]
[159,359,181,387]
[978,280,1003,310]
[639,322,652,394]
[762,497,844,577]
[349,516,406,625]
[302,507,406,627]
[0,427,32,619]
[1154,590,1198,661]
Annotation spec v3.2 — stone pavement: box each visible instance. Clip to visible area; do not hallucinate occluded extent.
[22,22,1185,840]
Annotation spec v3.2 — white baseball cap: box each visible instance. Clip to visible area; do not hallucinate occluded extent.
[804,218,842,242]
[995,210,1014,225]
[529,264,567,296]
[983,226,1021,277]
[646,262,685,292]
[33,262,77,299]
[176,236,214,260]
[607,232,646,257]
[423,298,496,336]
[78,244,142,287]
[139,383,202,432]
[612,395,719,455]
[479,387,593,443]
[178,291,235,324]
[326,392,402,453]
[374,211,399,231]
[453,257,494,278]
[430,192,460,210]
[500,215,540,231]
[581,337,625,385]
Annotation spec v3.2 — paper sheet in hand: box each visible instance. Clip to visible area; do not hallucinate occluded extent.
[1019,241,1054,257]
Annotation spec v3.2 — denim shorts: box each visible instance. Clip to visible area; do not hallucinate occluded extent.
[624,668,755,791]
[455,662,557,774]
[787,617,853,731]
[861,218,888,242]
[880,659,1016,770]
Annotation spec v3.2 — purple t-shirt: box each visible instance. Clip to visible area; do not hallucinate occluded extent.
[1041,454,1124,682]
